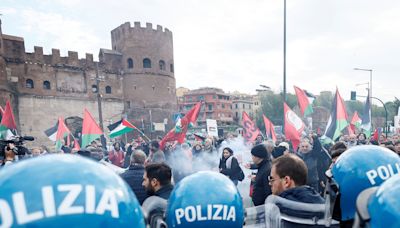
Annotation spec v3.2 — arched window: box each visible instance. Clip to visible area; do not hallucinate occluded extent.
[127,58,134,69]
[105,86,112,94]
[26,79,34,89]
[159,60,166,70]
[43,81,51,90]
[143,58,151,68]
[170,64,174,73]
[91,85,98,93]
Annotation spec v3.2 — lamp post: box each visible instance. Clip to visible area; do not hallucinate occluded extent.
[354,68,372,102]
[94,62,104,131]
[283,0,287,102]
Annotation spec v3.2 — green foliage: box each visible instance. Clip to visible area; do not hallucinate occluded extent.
[255,91,297,129]
[314,91,333,110]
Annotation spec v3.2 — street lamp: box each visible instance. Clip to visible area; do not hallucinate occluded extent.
[354,68,372,102]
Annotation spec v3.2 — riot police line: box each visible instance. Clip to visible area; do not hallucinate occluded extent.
[0,145,399,227]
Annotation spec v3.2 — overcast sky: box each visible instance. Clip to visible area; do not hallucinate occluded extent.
[1,0,399,105]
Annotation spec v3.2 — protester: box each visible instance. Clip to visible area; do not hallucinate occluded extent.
[108,142,125,167]
[142,163,174,200]
[31,147,42,157]
[347,134,357,148]
[120,150,148,204]
[219,147,242,186]
[296,135,329,194]
[357,133,367,145]
[146,140,166,164]
[248,144,272,206]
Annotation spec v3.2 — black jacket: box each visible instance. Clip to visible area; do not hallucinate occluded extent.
[219,156,241,181]
[278,185,325,218]
[252,158,272,206]
[120,164,148,204]
[155,184,174,200]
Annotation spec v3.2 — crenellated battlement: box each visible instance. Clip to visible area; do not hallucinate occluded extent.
[20,46,96,68]
[111,21,172,43]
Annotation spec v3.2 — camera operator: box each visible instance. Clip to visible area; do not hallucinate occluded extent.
[3,143,17,166]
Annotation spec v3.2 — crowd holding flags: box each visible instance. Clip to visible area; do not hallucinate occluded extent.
[0,82,377,152]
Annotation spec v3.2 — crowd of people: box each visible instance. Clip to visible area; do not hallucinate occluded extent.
[1,130,400,227]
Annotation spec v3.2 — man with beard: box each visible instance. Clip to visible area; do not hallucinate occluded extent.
[142,163,174,200]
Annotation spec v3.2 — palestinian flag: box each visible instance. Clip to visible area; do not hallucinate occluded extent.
[323,89,349,142]
[294,86,315,117]
[160,102,202,150]
[263,114,277,142]
[0,101,17,139]
[55,117,71,151]
[284,102,305,150]
[107,119,137,138]
[44,120,59,141]
[361,90,372,137]
[81,109,103,148]
[348,111,362,134]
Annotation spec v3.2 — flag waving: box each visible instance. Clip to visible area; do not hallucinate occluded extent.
[44,120,59,141]
[108,119,138,138]
[361,90,372,136]
[294,86,315,117]
[323,89,349,142]
[284,102,305,150]
[263,114,277,142]
[348,111,362,134]
[0,101,17,139]
[55,117,71,151]
[81,109,103,148]
[160,102,202,150]
[242,111,260,143]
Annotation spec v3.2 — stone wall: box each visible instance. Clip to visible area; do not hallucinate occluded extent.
[18,95,124,148]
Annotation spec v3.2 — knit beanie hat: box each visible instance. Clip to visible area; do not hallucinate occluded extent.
[251,144,268,158]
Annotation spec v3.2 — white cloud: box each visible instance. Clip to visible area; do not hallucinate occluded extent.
[1,0,400,103]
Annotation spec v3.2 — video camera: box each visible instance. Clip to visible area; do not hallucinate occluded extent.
[0,136,34,157]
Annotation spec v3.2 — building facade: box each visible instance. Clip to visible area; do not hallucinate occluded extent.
[178,87,233,126]
[0,20,177,146]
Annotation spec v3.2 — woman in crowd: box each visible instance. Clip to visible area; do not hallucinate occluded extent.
[219,147,242,186]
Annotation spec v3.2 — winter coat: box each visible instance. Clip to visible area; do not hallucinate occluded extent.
[154,184,174,200]
[120,164,148,204]
[219,155,241,181]
[252,158,272,206]
[278,185,325,218]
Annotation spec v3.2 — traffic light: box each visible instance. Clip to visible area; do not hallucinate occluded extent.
[351,91,357,100]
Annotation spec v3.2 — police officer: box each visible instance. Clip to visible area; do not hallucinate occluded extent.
[0,154,145,227]
[166,171,244,227]
[326,145,400,227]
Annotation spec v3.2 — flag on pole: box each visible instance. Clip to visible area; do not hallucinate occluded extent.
[160,102,202,150]
[0,101,17,139]
[55,117,72,151]
[284,102,305,150]
[323,89,349,142]
[242,111,260,143]
[81,109,103,148]
[73,138,80,150]
[361,90,372,136]
[44,120,59,142]
[294,86,315,117]
[263,114,277,142]
[107,119,138,138]
[348,111,362,134]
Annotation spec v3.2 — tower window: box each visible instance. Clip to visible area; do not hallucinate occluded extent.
[143,58,152,68]
[105,86,112,94]
[159,60,166,70]
[26,79,34,89]
[170,64,174,73]
[127,58,134,69]
[43,81,51,90]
